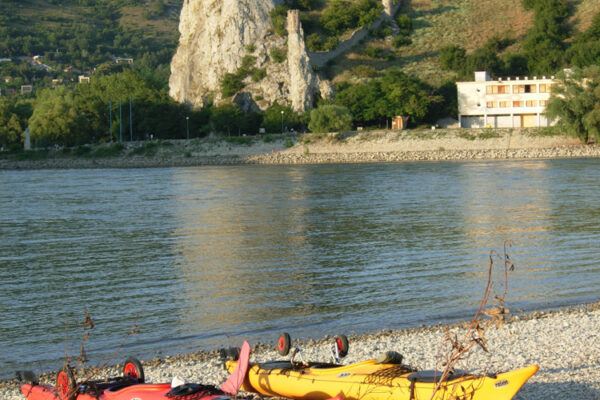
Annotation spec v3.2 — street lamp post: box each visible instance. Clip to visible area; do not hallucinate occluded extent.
[280,110,284,134]
[186,116,190,140]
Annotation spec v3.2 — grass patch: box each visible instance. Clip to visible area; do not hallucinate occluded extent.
[91,143,125,158]
[13,149,50,160]
[458,131,477,141]
[74,145,92,156]
[477,130,501,139]
[225,136,254,146]
[128,141,159,157]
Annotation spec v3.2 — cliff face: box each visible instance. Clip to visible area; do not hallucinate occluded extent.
[169,0,275,107]
[169,0,394,113]
[286,10,320,113]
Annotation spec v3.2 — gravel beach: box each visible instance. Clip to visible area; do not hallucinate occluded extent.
[3,304,600,400]
[0,128,597,170]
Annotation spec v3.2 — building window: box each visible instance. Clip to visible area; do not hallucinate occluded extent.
[486,85,509,94]
[499,101,510,108]
[513,100,524,107]
[486,101,495,108]
[539,84,547,93]
[526,100,537,107]
[539,100,547,106]
[513,84,537,94]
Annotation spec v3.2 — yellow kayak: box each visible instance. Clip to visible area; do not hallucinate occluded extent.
[225,358,538,400]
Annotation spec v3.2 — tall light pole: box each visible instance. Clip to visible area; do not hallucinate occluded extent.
[186,116,189,140]
[280,110,284,134]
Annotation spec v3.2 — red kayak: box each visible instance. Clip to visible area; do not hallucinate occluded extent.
[20,341,251,400]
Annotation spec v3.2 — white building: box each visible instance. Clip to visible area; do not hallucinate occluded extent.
[457,71,556,128]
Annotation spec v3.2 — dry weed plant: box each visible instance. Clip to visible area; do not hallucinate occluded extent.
[60,308,141,399]
[430,240,515,400]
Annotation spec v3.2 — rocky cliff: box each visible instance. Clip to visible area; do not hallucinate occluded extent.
[169,0,276,107]
[169,0,327,112]
[169,0,395,113]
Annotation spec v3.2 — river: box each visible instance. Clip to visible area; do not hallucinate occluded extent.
[1,159,599,379]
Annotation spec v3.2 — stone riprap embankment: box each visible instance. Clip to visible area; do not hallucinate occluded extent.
[2,304,600,400]
[0,129,598,170]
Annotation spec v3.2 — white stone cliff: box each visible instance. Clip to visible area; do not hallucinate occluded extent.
[169,0,275,107]
[168,0,398,113]
[286,10,320,113]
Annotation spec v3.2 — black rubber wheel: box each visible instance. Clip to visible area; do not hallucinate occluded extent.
[123,357,145,383]
[56,366,76,400]
[334,334,349,358]
[277,332,291,356]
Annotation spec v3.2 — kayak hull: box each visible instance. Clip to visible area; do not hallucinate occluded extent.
[225,359,538,400]
[21,383,231,400]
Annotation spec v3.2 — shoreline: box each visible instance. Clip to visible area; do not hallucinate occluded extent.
[1,129,598,170]
[3,301,600,399]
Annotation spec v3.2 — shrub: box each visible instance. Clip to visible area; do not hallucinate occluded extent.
[91,142,125,157]
[221,73,244,97]
[129,141,159,156]
[307,33,325,51]
[439,45,466,71]
[74,145,92,156]
[392,35,411,48]
[270,47,287,63]
[395,14,412,36]
[238,55,257,78]
[308,104,353,133]
[251,68,267,82]
[352,65,377,78]
[270,5,289,36]
[364,45,384,59]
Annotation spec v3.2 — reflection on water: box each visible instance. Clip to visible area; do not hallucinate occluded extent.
[1,159,600,379]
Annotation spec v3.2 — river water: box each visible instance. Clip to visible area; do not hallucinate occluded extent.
[1,159,600,379]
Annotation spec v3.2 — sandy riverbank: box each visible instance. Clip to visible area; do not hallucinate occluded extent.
[0,128,597,170]
[3,303,600,400]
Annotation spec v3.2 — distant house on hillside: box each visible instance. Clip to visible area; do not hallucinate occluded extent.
[78,75,90,83]
[457,71,557,128]
[21,85,33,94]
[114,57,133,64]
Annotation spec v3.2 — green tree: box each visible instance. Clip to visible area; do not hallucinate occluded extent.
[210,103,245,135]
[308,104,353,133]
[28,87,90,147]
[0,98,22,147]
[566,11,600,68]
[522,0,569,75]
[439,45,466,71]
[335,69,441,126]
[546,66,600,143]
[262,103,303,133]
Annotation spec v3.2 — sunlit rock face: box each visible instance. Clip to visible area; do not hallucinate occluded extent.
[169,0,275,107]
[169,0,328,112]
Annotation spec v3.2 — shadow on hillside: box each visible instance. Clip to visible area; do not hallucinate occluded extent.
[514,381,600,399]
[408,5,459,19]
[396,51,438,65]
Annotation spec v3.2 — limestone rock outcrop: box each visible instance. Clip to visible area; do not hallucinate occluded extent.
[169,0,275,107]
[169,0,328,113]
[286,10,319,113]
[169,0,397,113]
